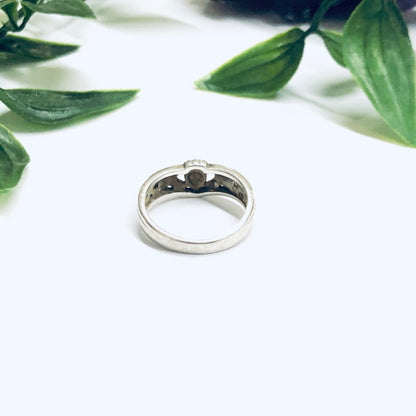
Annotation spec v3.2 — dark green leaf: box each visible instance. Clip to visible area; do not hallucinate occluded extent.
[21,0,95,19]
[0,88,139,124]
[0,34,79,67]
[343,0,416,146]
[318,29,345,67]
[195,28,305,98]
[0,123,30,191]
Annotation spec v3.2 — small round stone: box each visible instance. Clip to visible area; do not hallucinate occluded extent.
[186,169,206,189]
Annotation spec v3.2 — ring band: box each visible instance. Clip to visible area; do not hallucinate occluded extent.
[138,160,255,254]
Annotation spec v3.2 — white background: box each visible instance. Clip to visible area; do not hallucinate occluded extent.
[1,1,416,415]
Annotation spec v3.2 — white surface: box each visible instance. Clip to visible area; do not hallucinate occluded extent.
[1,1,416,415]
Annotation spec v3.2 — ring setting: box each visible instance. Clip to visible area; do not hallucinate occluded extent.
[138,160,255,254]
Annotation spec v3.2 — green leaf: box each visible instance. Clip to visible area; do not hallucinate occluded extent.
[318,29,345,67]
[0,88,139,124]
[0,123,30,191]
[195,28,305,98]
[343,0,416,146]
[21,0,95,19]
[0,34,79,67]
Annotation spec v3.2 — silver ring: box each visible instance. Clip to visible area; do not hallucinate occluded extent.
[138,160,255,254]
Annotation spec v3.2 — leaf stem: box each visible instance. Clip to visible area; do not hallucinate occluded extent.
[3,4,20,30]
[307,0,344,34]
[0,7,33,40]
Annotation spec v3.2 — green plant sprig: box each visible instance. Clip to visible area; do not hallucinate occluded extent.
[195,0,416,147]
[0,0,139,192]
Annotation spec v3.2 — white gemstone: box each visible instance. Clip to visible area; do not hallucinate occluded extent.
[184,159,208,169]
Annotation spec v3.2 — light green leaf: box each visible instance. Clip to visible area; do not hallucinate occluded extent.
[195,28,305,98]
[21,0,95,19]
[0,34,79,67]
[318,29,345,67]
[0,123,30,191]
[343,0,416,146]
[0,88,139,124]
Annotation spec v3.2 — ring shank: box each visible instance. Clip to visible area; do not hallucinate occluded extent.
[138,160,255,254]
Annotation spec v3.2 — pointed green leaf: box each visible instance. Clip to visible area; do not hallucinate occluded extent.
[318,29,345,67]
[343,0,416,146]
[0,123,30,191]
[0,88,139,124]
[21,0,95,19]
[0,34,79,67]
[195,28,305,98]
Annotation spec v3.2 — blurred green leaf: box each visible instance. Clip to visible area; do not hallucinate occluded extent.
[195,28,305,98]
[0,88,139,124]
[318,29,345,67]
[0,34,79,67]
[21,0,95,19]
[0,123,30,191]
[343,0,416,146]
